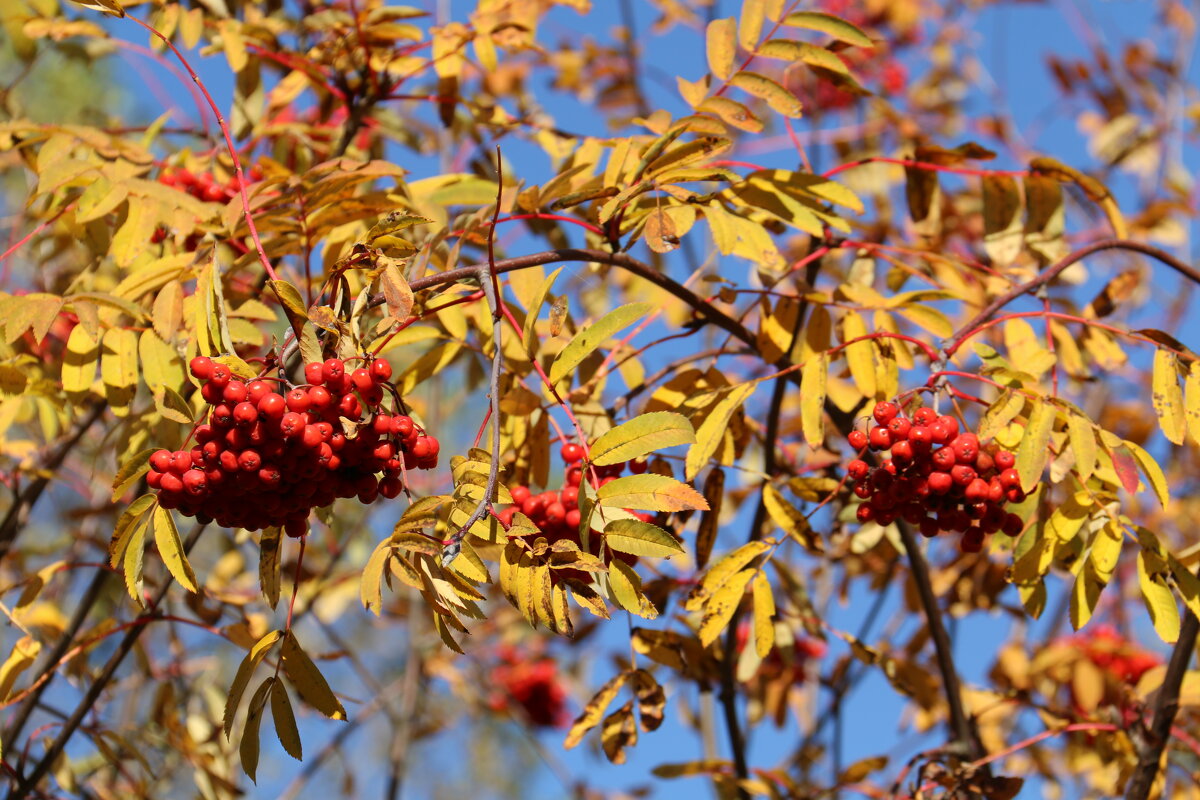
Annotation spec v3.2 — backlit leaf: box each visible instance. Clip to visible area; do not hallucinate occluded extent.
[800,352,826,448]
[729,71,803,117]
[596,474,709,513]
[240,678,274,783]
[686,382,756,480]
[280,631,347,720]
[705,18,737,81]
[151,506,197,593]
[1125,439,1169,508]
[270,681,303,761]
[751,571,775,658]
[1138,549,1180,643]
[1151,349,1185,445]
[521,267,562,358]
[697,567,755,646]
[1016,400,1055,492]
[604,519,684,558]
[781,11,873,47]
[549,302,653,385]
[565,672,628,749]
[1066,411,1098,483]
[591,411,695,466]
[1187,362,1200,446]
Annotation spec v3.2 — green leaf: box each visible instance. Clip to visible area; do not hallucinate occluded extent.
[597,474,710,513]
[590,412,696,466]
[111,450,154,503]
[604,519,684,558]
[280,632,347,720]
[548,302,653,385]
[781,11,873,47]
[152,506,197,593]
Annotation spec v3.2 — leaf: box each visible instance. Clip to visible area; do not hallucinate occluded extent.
[800,353,827,448]
[751,571,775,658]
[111,449,153,503]
[643,206,680,253]
[729,71,803,117]
[685,541,770,611]
[379,260,414,322]
[1125,439,1169,508]
[697,96,764,133]
[781,11,873,47]
[122,517,147,604]
[600,701,638,764]
[697,567,756,646]
[1066,411,1098,483]
[738,0,765,50]
[549,302,653,385]
[152,506,197,593]
[100,327,138,417]
[63,324,99,398]
[1029,156,1126,239]
[758,39,849,75]
[240,678,274,783]
[762,484,821,553]
[521,267,562,358]
[365,211,431,242]
[1016,400,1055,492]
[630,669,665,732]
[695,467,724,570]
[1138,549,1180,643]
[268,279,310,339]
[609,558,658,619]
[259,528,282,607]
[564,672,628,749]
[597,474,710,513]
[110,494,156,566]
[1186,362,1200,447]
[280,631,347,720]
[978,389,1024,442]
[686,382,756,480]
[360,540,391,616]
[1152,349,1186,445]
[604,519,684,558]
[841,312,877,399]
[982,175,1023,268]
[270,681,303,761]
[706,18,737,80]
[591,412,696,466]
[0,637,41,702]
[68,0,124,17]
[224,630,283,737]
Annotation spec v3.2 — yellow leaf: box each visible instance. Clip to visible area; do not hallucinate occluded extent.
[62,324,99,398]
[982,174,1023,268]
[729,71,803,117]
[685,541,770,611]
[1138,549,1180,643]
[68,0,124,17]
[360,540,391,616]
[1186,361,1200,447]
[978,390,1024,442]
[565,672,628,749]
[259,527,282,608]
[240,677,274,783]
[270,681,303,761]
[738,0,765,50]
[1016,400,1055,492]
[762,484,821,553]
[152,506,197,593]
[152,281,183,342]
[1125,439,1170,508]
[697,96,764,133]
[520,267,562,358]
[781,11,873,47]
[0,636,41,701]
[686,382,756,480]
[549,302,653,385]
[280,631,347,720]
[109,494,156,566]
[706,18,737,80]
[609,559,658,619]
[800,352,827,448]
[751,571,775,658]
[590,411,696,466]
[841,311,876,399]
[1066,410,1098,483]
[604,519,684,558]
[1152,349,1185,445]
[697,567,755,646]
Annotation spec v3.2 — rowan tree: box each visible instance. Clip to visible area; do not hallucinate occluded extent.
[0,0,1198,798]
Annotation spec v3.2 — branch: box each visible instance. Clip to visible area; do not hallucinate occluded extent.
[1124,604,1200,799]
[0,402,105,561]
[7,524,205,800]
[894,520,984,764]
[945,239,1200,358]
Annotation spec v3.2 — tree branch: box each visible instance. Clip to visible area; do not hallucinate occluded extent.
[7,524,205,800]
[1125,604,1200,799]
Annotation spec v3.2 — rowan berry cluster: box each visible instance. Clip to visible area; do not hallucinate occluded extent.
[151,166,263,246]
[486,645,569,729]
[846,402,1028,553]
[147,355,439,538]
[1072,624,1160,685]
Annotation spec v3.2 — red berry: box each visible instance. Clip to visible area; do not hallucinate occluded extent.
[304,362,325,385]
[928,420,952,444]
[951,434,980,464]
[987,479,1005,504]
[370,358,392,381]
[258,465,283,487]
[960,528,985,553]
[391,415,414,438]
[209,364,231,387]
[238,450,262,472]
[233,401,259,426]
[182,469,208,496]
[258,393,286,419]
[150,449,173,472]
[908,426,933,449]
[1005,487,1026,503]
[868,426,891,450]
[891,439,914,463]
[308,386,333,410]
[560,443,585,464]
[964,478,989,502]
[339,393,362,419]
[301,425,324,449]
[994,450,1015,470]
[160,473,184,493]
[998,468,1021,489]
[147,470,163,489]
[169,450,192,475]
[950,464,977,486]
[919,518,940,538]
[913,407,938,426]
[561,485,579,509]
[565,508,581,528]
[853,481,872,499]
[931,447,956,471]
[322,358,345,383]
[545,502,567,524]
[928,472,953,494]
[974,451,994,473]
[848,430,868,450]
[856,504,875,523]
[847,459,870,480]
[189,356,215,380]
[873,402,899,425]
[351,368,374,392]
[284,517,308,538]
[379,476,403,499]
[223,380,248,404]
[1002,513,1023,537]
[510,485,531,505]
[887,416,912,440]
[246,380,271,404]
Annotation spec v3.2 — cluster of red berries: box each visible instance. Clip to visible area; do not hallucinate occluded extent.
[486,645,569,728]
[846,402,1028,553]
[1071,625,1160,686]
[146,355,439,537]
[151,166,263,246]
